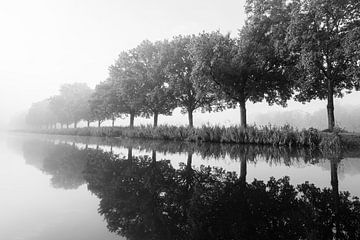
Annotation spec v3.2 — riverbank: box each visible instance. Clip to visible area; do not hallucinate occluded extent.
[17,125,355,149]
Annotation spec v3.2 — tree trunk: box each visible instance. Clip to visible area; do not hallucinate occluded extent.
[98,120,101,128]
[74,122,77,128]
[188,109,194,128]
[240,100,247,128]
[66,123,69,129]
[129,113,135,128]
[87,120,90,127]
[153,112,158,127]
[327,80,335,131]
[112,117,115,127]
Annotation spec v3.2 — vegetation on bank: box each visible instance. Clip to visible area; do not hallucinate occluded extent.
[24,124,350,149]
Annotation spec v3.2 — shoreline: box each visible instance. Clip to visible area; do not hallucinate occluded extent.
[12,125,357,149]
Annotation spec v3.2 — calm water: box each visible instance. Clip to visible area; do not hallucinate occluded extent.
[1,133,360,239]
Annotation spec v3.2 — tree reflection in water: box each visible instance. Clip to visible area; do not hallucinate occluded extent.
[21,138,360,239]
[83,148,360,240]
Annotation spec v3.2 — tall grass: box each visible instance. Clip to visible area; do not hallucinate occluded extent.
[22,124,339,148]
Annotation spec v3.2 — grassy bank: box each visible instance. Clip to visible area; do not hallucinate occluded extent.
[20,124,350,149]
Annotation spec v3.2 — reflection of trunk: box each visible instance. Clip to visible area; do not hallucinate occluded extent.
[187,152,192,170]
[152,150,157,163]
[127,147,133,161]
[239,100,247,128]
[330,159,340,239]
[240,155,247,185]
[327,79,335,131]
[188,109,194,128]
[153,112,158,127]
[130,113,135,128]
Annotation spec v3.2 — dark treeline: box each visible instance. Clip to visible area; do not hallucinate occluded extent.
[26,0,360,131]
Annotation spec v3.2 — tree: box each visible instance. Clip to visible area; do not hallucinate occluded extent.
[190,2,294,127]
[166,35,221,127]
[135,40,177,127]
[26,99,56,128]
[90,79,118,127]
[109,51,147,128]
[58,83,93,128]
[49,95,70,128]
[287,0,360,131]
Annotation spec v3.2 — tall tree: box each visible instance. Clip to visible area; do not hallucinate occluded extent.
[287,0,360,131]
[135,40,177,127]
[166,35,221,127]
[109,50,147,128]
[190,28,293,127]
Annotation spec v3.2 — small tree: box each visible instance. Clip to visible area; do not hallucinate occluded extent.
[27,99,55,128]
[90,79,117,127]
[49,95,71,128]
[58,83,93,128]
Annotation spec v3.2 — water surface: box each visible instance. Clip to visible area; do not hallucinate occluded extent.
[1,133,360,239]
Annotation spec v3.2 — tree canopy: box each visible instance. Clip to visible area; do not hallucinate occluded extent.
[190,0,294,127]
[287,0,360,130]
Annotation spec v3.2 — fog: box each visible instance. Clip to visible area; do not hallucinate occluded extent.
[1,0,359,130]
[0,0,245,127]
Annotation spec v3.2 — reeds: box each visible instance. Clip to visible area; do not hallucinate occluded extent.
[25,124,335,148]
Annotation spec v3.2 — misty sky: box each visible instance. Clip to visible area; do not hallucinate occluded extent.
[0,0,359,127]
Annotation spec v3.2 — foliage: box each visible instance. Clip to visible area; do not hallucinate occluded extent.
[190,0,294,127]
[166,35,222,127]
[287,0,360,130]
[109,50,147,127]
[89,78,120,126]
[134,40,177,126]
[82,150,360,240]
[26,98,56,128]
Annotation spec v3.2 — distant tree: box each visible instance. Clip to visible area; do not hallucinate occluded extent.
[135,40,177,127]
[190,1,293,127]
[58,83,93,128]
[26,99,55,128]
[90,79,116,127]
[165,35,221,127]
[287,0,360,131]
[49,95,70,128]
[109,51,147,128]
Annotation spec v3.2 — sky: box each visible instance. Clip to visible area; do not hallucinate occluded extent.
[0,0,359,128]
